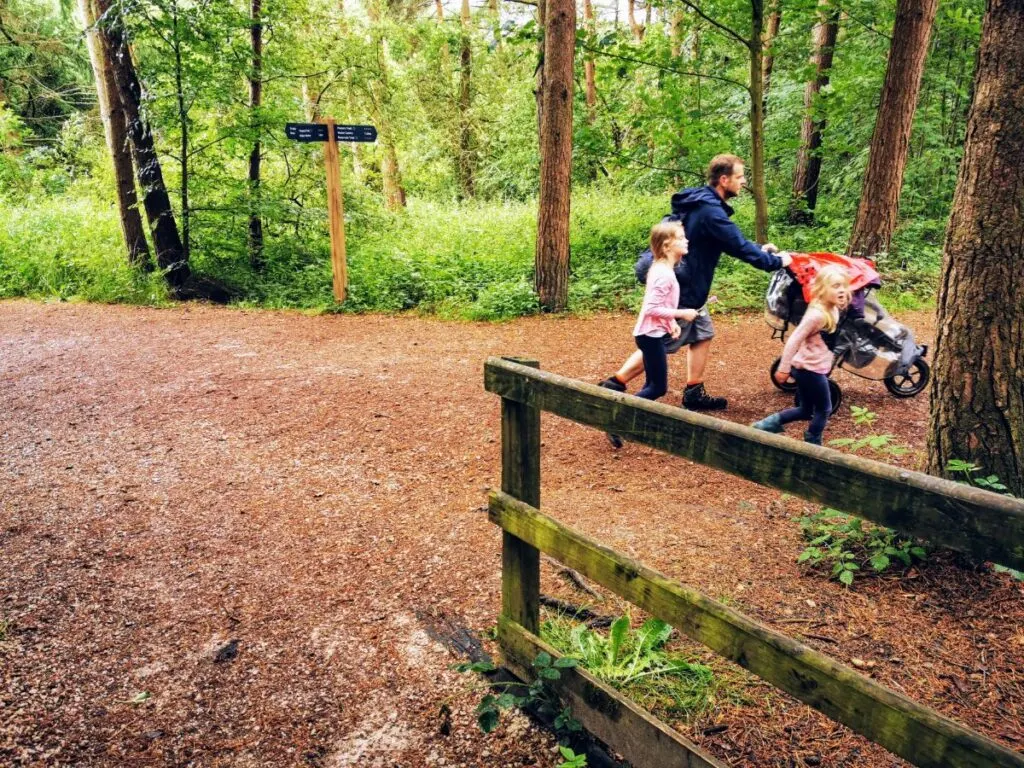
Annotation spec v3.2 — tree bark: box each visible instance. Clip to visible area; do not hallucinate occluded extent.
[761,1,781,100]
[79,0,149,267]
[748,0,768,244]
[927,0,1024,496]
[535,0,546,139]
[248,0,264,268]
[457,0,475,199]
[627,0,644,41]
[367,1,406,210]
[534,0,574,312]
[583,0,596,123]
[789,0,839,223]
[669,9,685,58]
[94,0,189,289]
[847,0,938,259]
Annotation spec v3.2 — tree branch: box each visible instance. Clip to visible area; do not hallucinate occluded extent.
[676,0,750,48]
[580,42,749,92]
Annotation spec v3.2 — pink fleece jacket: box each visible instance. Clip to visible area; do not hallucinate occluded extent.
[778,307,835,375]
[633,261,680,337]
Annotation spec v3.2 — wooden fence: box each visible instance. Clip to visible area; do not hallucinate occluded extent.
[484,356,1024,768]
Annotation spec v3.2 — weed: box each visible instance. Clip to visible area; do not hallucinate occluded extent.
[558,745,587,767]
[795,509,928,585]
[541,613,719,720]
[828,406,909,456]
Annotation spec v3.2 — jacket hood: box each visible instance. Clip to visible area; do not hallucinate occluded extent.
[670,185,733,217]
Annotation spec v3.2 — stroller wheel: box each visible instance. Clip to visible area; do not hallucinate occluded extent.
[770,357,798,392]
[792,379,843,416]
[884,358,930,398]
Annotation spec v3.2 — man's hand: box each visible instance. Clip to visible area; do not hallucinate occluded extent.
[678,308,699,323]
[670,321,682,339]
[762,243,779,254]
[774,370,792,386]
[779,252,793,268]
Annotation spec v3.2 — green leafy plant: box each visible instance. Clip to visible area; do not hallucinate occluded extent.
[795,509,927,585]
[454,652,580,735]
[946,461,1023,581]
[828,406,909,456]
[558,745,588,768]
[541,613,718,719]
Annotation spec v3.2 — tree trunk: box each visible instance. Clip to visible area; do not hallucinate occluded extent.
[627,0,644,41]
[534,0,574,312]
[535,0,546,139]
[79,0,149,267]
[927,0,1024,496]
[457,0,475,199]
[748,0,768,244]
[367,1,406,210]
[583,0,597,123]
[170,0,189,260]
[94,0,189,289]
[669,9,685,58]
[248,0,264,268]
[847,0,938,259]
[488,0,502,50]
[789,0,839,223]
[761,2,781,100]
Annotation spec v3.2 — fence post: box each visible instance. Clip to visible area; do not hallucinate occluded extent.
[500,357,541,634]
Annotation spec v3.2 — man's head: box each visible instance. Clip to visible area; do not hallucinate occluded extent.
[707,154,746,200]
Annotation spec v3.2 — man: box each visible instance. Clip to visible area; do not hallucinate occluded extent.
[599,154,792,433]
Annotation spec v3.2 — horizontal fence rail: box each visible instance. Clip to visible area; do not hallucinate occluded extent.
[489,490,1024,768]
[484,357,1024,571]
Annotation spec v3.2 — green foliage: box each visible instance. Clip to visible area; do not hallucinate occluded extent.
[541,613,718,720]
[455,652,581,737]
[828,406,909,456]
[558,745,588,768]
[795,509,928,585]
[945,461,1023,581]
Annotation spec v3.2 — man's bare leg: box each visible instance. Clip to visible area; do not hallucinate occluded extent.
[686,339,711,384]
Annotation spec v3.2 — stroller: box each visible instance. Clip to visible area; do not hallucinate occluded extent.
[764,252,930,415]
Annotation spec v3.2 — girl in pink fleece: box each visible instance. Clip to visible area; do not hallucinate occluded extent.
[752,265,851,444]
[632,221,698,402]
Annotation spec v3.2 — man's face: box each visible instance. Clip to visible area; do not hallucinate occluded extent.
[719,165,746,199]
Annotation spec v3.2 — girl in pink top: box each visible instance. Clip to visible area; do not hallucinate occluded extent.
[751,265,851,444]
[632,221,698,402]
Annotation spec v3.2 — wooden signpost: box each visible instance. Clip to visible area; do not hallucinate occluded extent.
[285,120,378,302]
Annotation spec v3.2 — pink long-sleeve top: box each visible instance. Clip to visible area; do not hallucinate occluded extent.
[778,307,835,375]
[633,261,680,337]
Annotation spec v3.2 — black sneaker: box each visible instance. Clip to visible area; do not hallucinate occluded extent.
[682,383,728,411]
[598,377,626,448]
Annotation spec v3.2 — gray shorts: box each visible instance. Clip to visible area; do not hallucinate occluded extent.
[663,309,715,354]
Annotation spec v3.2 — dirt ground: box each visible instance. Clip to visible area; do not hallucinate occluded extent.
[1,299,1022,768]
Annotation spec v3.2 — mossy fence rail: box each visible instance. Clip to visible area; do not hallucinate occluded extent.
[484,356,1024,768]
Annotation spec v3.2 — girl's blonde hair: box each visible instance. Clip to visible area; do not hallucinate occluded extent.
[808,264,851,333]
[650,221,685,261]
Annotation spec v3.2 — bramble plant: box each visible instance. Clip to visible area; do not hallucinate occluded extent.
[454,651,581,736]
[557,746,588,768]
[795,509,928,585]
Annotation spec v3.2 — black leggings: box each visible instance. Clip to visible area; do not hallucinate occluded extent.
[635,334,669,401]
[778,368,831,439]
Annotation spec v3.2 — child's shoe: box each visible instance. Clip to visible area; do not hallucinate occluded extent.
[803,430,823,445]
[683,382,728,410]
[597,377,626,449]
[751,414,784,433]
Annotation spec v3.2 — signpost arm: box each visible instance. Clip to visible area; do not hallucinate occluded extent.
[322,118,347,302]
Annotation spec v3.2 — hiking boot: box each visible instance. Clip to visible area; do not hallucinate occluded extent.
[751,414,784,433]
[682,383,728,411]
[598,377,626,448]
[803,430,823,446]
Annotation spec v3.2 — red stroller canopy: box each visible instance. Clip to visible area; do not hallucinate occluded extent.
[788,252,881,303]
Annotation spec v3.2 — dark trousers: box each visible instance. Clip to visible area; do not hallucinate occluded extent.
[778,368,831,439]
[635,334,669,401]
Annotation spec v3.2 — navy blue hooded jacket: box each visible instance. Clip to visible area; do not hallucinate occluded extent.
[635,185,783,309]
